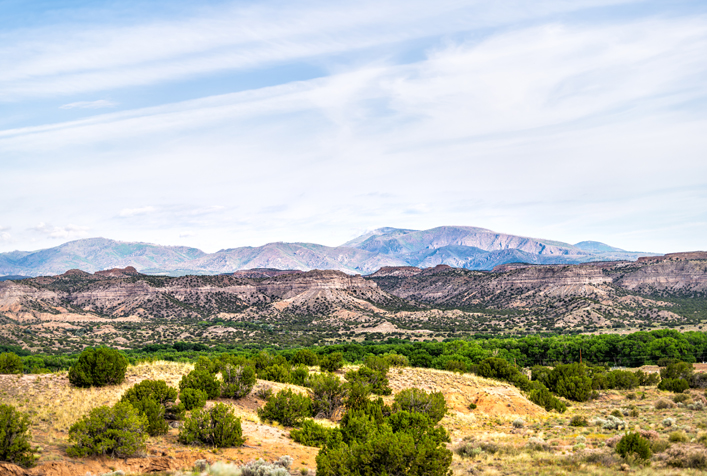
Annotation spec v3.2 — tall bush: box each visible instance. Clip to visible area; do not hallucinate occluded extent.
[0,352,23,374]
[178,403,244,448]
[67,402,148,458]
[320,352,344,373]
[221,364,256,399]
[545,363,593,402]
[0,404,37,467]
[68,347,128,388]
[392,388,448,424]
[258,389,312,427]
[179,369,220,399]
[307,373,345,419]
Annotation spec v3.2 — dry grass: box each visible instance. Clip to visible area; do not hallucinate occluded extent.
[5,362,707,476]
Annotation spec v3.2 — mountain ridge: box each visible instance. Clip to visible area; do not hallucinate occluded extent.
[0,226,658,277]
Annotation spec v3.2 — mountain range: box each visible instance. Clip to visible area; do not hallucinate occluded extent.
[0,226,656,277]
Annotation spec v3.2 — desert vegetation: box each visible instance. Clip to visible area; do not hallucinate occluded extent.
[2,333,707,474]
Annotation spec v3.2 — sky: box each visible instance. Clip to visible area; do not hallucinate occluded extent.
[1,0,706,254]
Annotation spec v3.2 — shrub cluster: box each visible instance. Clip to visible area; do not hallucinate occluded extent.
[307,373,345,419]
[257,389,312,427]
[615,432,652,463]
[180,388,208,411]
[178,403,244,448]
[120,379,179,436]
[319,352,344,373]
[0,404,37,467]
[315,389,452,476]
[68,347,128,388]
[290,419,340,448]
[0,352,23,374]
[67,402,148,458]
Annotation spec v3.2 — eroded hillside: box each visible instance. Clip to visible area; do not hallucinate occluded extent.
[0,253,705,352]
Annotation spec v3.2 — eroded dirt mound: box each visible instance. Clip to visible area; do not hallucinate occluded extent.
[388,367,545,417]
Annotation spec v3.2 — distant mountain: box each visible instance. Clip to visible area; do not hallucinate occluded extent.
[0,238,205,277]
[0,227,657,277]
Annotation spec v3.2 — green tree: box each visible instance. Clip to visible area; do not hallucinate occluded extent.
[68,347,128,388]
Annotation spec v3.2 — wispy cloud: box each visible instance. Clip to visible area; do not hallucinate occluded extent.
[0,1,705,254]
[29,223,89,239]
[119,206,156,217]
[60,100,117,110]
[0,0,637,101]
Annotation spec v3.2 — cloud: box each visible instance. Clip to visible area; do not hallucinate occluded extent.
[60,100,117,110]
[119,206,156,217]
[30,223,88,239]
[0,0,638,101]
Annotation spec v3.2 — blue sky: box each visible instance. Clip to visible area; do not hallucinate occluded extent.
[1,0,706,253]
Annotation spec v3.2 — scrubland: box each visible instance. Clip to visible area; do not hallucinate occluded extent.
[2,362,707,475]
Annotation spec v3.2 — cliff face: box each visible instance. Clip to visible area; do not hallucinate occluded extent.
[614,259,707,293]
[0,256,704,353]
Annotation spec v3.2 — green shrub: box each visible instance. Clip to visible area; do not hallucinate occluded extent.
[121,379,177,406]
[669,431,689,443]
[178,403,244,448]
[0,404,37,467]
[363,355,390,375]
[345,367,391,396]
[258,364,291,384]
[661,362,694,381]
[67,402,148,458]
[68,347,128,388]
[129,398,168,437]
[444,359,467,373]
[605,370,640,390]
[392,388,447,424]
[635,370,661,386]
[179,369,220,399]
[307,373,345,419]
[477,358,529,390]
[531,365,552,386]
[611,409,623,418]
[343,381,372,411]
[546,363,593,402]
[0,352,23,374]
[180,388,208,411]
[527,382,567,413]
[320,352,344,373]
[290,419,341,448]
[468,403,477,410]
[615,432,652,462]
[658,378,690,393]
[290,365,309,386]
[292,349,319,366]
[316,409,452,476]
[120,380,179,433]
[569,415,588,427]
[221,364,256,399]
[194,356,219,374]
[383,353,409,367]
[257,389,312,427]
